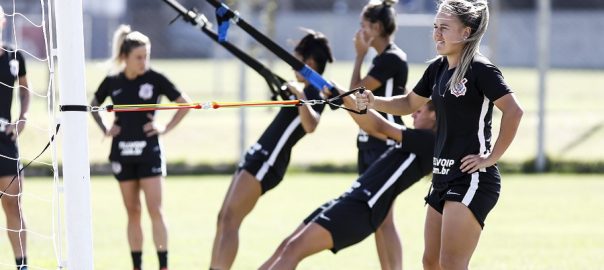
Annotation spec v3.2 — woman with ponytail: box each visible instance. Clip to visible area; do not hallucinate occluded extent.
[349,0,409,269]
[209,29,333,270]
[356,1,523,268]
[90,25,191,270]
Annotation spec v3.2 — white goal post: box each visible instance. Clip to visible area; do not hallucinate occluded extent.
[54,0,94,268]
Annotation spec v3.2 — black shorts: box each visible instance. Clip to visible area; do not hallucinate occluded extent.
[0,139,21,177]
[111,158,166,182]
[425,171,500,228]
[303,198,374,253]
[357,145,390,175]
[238,158,284,194]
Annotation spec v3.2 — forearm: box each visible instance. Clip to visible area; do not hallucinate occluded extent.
[297,105,320,133]
[373,95,414,116]
[164,95,192,134]
[18,88,30,120]
[164,110,189,134]
[489,107,523,162]
[90,111,107,134]
[349,55,365,89]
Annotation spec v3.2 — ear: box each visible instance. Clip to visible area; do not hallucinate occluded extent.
[373,22,384,36]
[305,57,317,71]
[462,27,472,40]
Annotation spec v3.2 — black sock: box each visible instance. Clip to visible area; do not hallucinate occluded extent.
[131,251,142,269]
[15,257,27,270]
[157,250,168,269]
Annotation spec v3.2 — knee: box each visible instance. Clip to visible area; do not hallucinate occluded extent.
[125,203,142,218]
[422,253,440,270]
[2,197,21,217]
[279,238,304,262]
[216,207,240,229]
[439,254,467,270]
[147,206,164,221]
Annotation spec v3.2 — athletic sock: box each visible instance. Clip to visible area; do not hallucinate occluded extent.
[157,250,168,269]
[15,257,27,270]
[131,251,143,270]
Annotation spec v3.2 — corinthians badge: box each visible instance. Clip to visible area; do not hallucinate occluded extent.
[451,78,468,97]
[138,83,154,100]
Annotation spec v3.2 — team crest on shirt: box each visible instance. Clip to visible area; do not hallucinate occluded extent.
[138,83,154,100]
[451,78,468,97]
[9,59,19,77]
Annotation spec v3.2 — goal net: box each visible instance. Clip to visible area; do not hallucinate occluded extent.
[0,0,92,269]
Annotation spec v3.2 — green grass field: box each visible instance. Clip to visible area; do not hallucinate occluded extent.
[0,173,602,269]
[13,60,604,168]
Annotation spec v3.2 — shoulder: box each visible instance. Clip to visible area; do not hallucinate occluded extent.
[146,69,172,83]
[424,57,445,74]
[404,128,435,140]
[470,54,501,74]
[379,46,408,64]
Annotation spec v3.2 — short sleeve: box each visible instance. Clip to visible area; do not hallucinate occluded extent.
[474,62,513,102]
[15,51,26,77]
[412,62,438,98]
[156,72,182,101]
[399,129,435,157]
[94,77,111,104]
[368,54,405,84]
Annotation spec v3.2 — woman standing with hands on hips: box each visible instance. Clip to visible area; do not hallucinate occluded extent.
[356,0,523,268]
[90,25,191,270]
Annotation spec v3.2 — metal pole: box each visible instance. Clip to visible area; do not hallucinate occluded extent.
[536,0,551,172]
[238,1,250,156]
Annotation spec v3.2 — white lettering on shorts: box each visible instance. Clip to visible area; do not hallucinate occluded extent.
[118,140,147,156]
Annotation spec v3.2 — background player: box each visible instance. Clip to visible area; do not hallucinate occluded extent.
[0,5,31,270]
[349,1,410,267]
[90,25,191,270]
[261,100,436,270]
[209,30,334,270]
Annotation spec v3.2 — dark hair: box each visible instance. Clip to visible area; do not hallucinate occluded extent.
[294,29,334,74]
[362,0,398,37]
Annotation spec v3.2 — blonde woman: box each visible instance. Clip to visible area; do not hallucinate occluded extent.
[90,25,190,270]
[356,1,524,268]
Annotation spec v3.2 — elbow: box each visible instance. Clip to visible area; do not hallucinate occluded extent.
[513,105,524,121]
[303,124,317,134]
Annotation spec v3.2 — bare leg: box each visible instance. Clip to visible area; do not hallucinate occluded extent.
[259,223,306,270]
[375,207,402,270]
[422,206,442,270]
[140,176,167,251]
[0,176,26,263]
[119,180,143,252]
[210,170,262,270]
[268,223,333,270]
[439,202,482,270]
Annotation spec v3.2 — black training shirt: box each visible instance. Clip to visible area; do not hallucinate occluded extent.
[413,55,512,183]
[94,69,182,162]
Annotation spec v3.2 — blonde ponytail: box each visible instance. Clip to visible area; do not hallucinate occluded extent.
[437,0,489,92]
[108,24,150,74]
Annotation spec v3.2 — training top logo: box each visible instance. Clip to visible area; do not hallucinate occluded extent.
[138,83,154,100]
[451,78,468,97]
